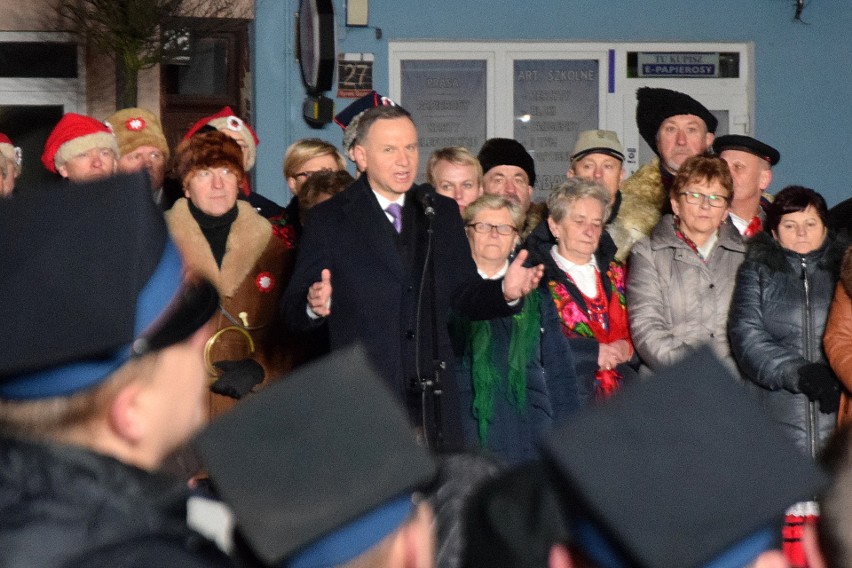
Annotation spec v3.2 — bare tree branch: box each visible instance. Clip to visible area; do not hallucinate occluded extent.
[55,0,241,107]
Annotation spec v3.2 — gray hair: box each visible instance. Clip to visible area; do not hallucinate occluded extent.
[463,194,524,229]
[547,177,611,223]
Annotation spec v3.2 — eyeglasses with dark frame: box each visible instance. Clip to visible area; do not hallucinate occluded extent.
[293,168,334,180]
[678,191,729,209]
[466,222,518,236]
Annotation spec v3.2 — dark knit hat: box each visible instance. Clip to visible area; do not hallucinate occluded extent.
[194,344,437,566]
[0,172,218,398]
[713,134,780,166]
[636,87,718,156]
[477,138,536,186]
[540,347,826,568]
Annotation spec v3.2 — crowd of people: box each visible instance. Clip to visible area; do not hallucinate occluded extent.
[1,85,852,568]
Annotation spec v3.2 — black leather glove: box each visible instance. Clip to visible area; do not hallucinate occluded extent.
[211,359,264,399]
[797,363,840,414]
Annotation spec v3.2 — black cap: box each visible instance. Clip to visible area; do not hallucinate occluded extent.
[462,461,568,568]
[477,138,536,187]
[636,87,718,156]
[713,134,780,166]
[0,172,218,399]
[540,347,826,568]
[193,344,437,567]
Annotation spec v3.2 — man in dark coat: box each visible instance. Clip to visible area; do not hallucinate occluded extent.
[282,105,543,451]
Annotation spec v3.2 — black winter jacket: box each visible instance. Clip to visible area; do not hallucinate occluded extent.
[728,232,845,458]
[0,437,236,568]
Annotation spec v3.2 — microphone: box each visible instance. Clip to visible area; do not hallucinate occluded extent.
[419,191,436,219]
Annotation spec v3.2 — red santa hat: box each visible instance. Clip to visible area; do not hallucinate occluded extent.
[183,106,259,171]
[41,113,118,174]
[0,133,22,177]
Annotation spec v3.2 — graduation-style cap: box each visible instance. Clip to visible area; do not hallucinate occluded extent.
[193,344,437,567]
[541,347,826,568]
[713,134,781,166]
[636,87,718,156]
[0,172,218,398]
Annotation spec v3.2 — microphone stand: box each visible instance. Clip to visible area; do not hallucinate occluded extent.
[414,191,444,451]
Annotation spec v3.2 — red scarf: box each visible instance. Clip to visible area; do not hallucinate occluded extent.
[554,269,632,399]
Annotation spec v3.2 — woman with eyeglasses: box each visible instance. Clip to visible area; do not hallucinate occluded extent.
[449,194,580,464]
[282,138,346,234]
[627,154,746,374]
[527,177,637,402]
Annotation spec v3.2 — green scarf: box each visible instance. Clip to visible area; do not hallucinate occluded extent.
[465,290,541,446]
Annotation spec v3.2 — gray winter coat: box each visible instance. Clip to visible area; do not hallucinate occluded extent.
[628,214,746,373]
[728,232,844,458]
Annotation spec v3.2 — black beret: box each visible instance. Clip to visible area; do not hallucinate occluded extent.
[477,138,536,187]
[194,344,437,566]
[540,347,826,568]
[636,87,718,155]
[713,134,780,166]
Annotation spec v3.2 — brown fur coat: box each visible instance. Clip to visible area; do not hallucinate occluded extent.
[166,198,293,418]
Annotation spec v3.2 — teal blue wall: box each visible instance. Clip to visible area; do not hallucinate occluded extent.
[254,0,852,206]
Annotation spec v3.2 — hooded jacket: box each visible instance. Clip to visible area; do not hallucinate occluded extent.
[729,231,846,457]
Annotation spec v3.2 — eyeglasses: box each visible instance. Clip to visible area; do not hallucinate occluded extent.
[678,191,728,208]
[466,222,518,236]
[294,168,333,180]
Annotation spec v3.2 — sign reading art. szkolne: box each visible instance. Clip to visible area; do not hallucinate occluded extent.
[637,52,720,78]
[401,59,487,183]
[513,59,599,198]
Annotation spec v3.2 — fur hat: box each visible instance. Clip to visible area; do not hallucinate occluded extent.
[0,133,21,177]
[105,107,170,161]
[184,107,259,171]
[477,138,536,187]
[173,130,245,187]
[636,87,718,156]
[41,113,118,174]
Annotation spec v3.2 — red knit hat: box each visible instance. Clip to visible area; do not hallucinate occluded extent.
[183,107,259,171]
[0,133,21,177]
[41,113,118,174]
